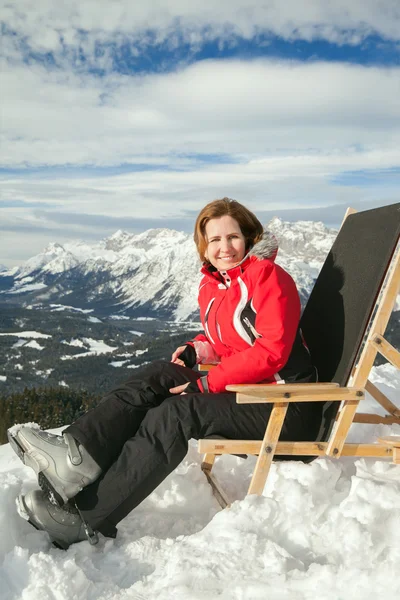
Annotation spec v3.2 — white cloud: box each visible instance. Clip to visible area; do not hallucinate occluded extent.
[1,147,399,267]
[3,0,400,56]
[1,60,399,265]
[1,59,399,167]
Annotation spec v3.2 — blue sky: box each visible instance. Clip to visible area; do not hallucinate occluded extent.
[1,1,400,266]
[9,29,400,74]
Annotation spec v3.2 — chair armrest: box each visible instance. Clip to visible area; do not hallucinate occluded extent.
[224,382,365,404]
[198,364,218,371]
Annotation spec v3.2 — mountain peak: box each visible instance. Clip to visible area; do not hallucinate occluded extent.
[105,230,134,251]
[267,216,284,226]
[266,216,337,261]
[108,230,131,241]
[44,242,66,253]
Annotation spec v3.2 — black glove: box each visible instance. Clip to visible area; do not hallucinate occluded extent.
[179,345,197,368]
[184,379,202,393]
[185,376,209,393]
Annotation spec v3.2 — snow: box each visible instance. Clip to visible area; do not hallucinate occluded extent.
[0,376,7,382]
[0,365,400,600]
[136,317,156,321]
[62,339,85,348]
[49,304,93,314]
[24,341,44,351]
[130,330,145,336]
[0,364,399,600]
[109,315,130,320]
[35,369,53,378]
[88,317,102,323]
[7,283,47,294]
[174,321,203,330]
[110,360,129,368]
[0,331,51,339]
[61,338,117,360]
[12,339,27,348]
[81,338,117,354]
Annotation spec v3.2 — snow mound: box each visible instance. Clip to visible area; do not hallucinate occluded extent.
[0,364,399,599]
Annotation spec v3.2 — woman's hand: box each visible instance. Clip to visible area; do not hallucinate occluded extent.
[171,346,187,366]
[169,382,190,395]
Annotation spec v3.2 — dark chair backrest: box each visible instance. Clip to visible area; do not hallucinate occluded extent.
[300,202,400,441]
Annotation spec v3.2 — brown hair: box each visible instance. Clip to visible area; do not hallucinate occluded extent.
[194,197,264,262]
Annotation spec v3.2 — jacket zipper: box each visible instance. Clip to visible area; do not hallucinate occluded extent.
[243,316,262,339]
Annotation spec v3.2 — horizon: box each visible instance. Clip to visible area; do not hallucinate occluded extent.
[1,2,399,266]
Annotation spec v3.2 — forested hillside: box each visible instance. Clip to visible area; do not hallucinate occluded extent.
[0,387,99,444]
[0,305,202,442]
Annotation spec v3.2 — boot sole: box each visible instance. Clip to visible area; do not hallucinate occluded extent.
[8,430,69,507]
[7,429,25,462]
[16,495,68,550]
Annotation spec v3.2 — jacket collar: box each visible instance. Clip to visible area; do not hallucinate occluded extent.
[200,230,278,283]
[201,255,253,282]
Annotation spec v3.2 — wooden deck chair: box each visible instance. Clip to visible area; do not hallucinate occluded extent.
[198,203,400,508]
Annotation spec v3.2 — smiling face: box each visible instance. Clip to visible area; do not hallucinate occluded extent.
[204,215,247,270]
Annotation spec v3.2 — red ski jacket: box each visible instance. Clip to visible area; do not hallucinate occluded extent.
[189,232,312,394]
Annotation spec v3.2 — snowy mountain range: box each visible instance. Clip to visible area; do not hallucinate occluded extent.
[0,219,337,320]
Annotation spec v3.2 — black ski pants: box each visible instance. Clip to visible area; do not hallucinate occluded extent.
[65,360,320,537]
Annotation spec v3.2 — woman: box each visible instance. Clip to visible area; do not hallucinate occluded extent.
[9,198,319,549]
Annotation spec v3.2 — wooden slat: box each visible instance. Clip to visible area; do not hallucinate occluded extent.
[199,439,264,454]
[247,402,288,495]
[353,413,400,425]
[326,400,361,457]
[371,335,400,369]
[365,379,400,417]
[235,388,363,404]
[198,439,393,458]
[378,436,400,465]
[377,436,400,447]
[198,364,217,371]
[227,382,339,394]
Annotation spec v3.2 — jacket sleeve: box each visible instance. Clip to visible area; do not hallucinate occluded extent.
[205,262,301,393]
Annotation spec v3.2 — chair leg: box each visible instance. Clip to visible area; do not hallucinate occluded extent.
[201,453,230,509]
[201,453,216,472]
[247,401,288,496]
